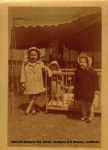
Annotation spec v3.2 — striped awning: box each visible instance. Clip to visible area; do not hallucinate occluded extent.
[10,7,101,51]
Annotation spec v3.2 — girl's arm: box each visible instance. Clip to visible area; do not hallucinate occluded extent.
[20,63,25,83]
[92,70,99,91]
[73,70,78,94]
[20,63,26,91]
[41,62,52,77]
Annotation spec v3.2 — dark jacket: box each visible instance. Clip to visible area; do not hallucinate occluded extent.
[74,68,99,101]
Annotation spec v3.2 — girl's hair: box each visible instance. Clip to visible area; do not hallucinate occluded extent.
[28,49,40,60]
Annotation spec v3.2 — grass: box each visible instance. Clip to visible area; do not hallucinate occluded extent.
[8,93,101,147]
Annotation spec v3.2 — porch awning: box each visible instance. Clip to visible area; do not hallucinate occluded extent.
[11,7,101,51]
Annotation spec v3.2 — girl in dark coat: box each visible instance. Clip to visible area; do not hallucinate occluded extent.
[74,53,99,123]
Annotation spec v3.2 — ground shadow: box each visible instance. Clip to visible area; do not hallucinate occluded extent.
[45,109,81,120]
[18,103,45,112]
[66,109,101,120]
[66,110,81,120]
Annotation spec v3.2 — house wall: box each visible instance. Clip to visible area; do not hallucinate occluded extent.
[52,42,61,59]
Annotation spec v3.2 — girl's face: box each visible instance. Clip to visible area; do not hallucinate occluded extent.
[79,58,88,69]
[29,50,38,63]
[50,64,58,72]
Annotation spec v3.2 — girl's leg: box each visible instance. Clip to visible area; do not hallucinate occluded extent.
[58,96,63,107]
[31,103,36,114]
[25,95,36,114]
[25,99,35,114]
[55,82,63,107]
[79,99,88,120]
[87,101,94,120]
[52,81,57,98]
[31,95,36,113]
[51,81,57,106]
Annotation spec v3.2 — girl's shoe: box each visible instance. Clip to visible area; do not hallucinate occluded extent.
[80,117,87,122]
[37,108,41,112]
[86,118,92,123]
[53,100,57,107]
[57,100,63,108]
[24,112,28,115]
[48,100,53,107]
[32,110,36,115]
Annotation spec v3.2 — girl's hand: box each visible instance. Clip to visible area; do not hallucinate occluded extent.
[21,83,26,89]
[58,80,61,84]
[20,83,26,93]
[47,70,52,77]
[95,90,99,95]
[44,67,52,77]
[68,76,72,80]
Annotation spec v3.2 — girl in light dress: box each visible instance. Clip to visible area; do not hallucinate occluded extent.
[20,47,52,115]
[48,61,63,108]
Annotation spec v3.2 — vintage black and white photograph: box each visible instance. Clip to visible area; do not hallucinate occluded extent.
[7,6,102,148]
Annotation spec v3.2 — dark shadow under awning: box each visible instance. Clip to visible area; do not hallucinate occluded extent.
[11,9,101,51]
